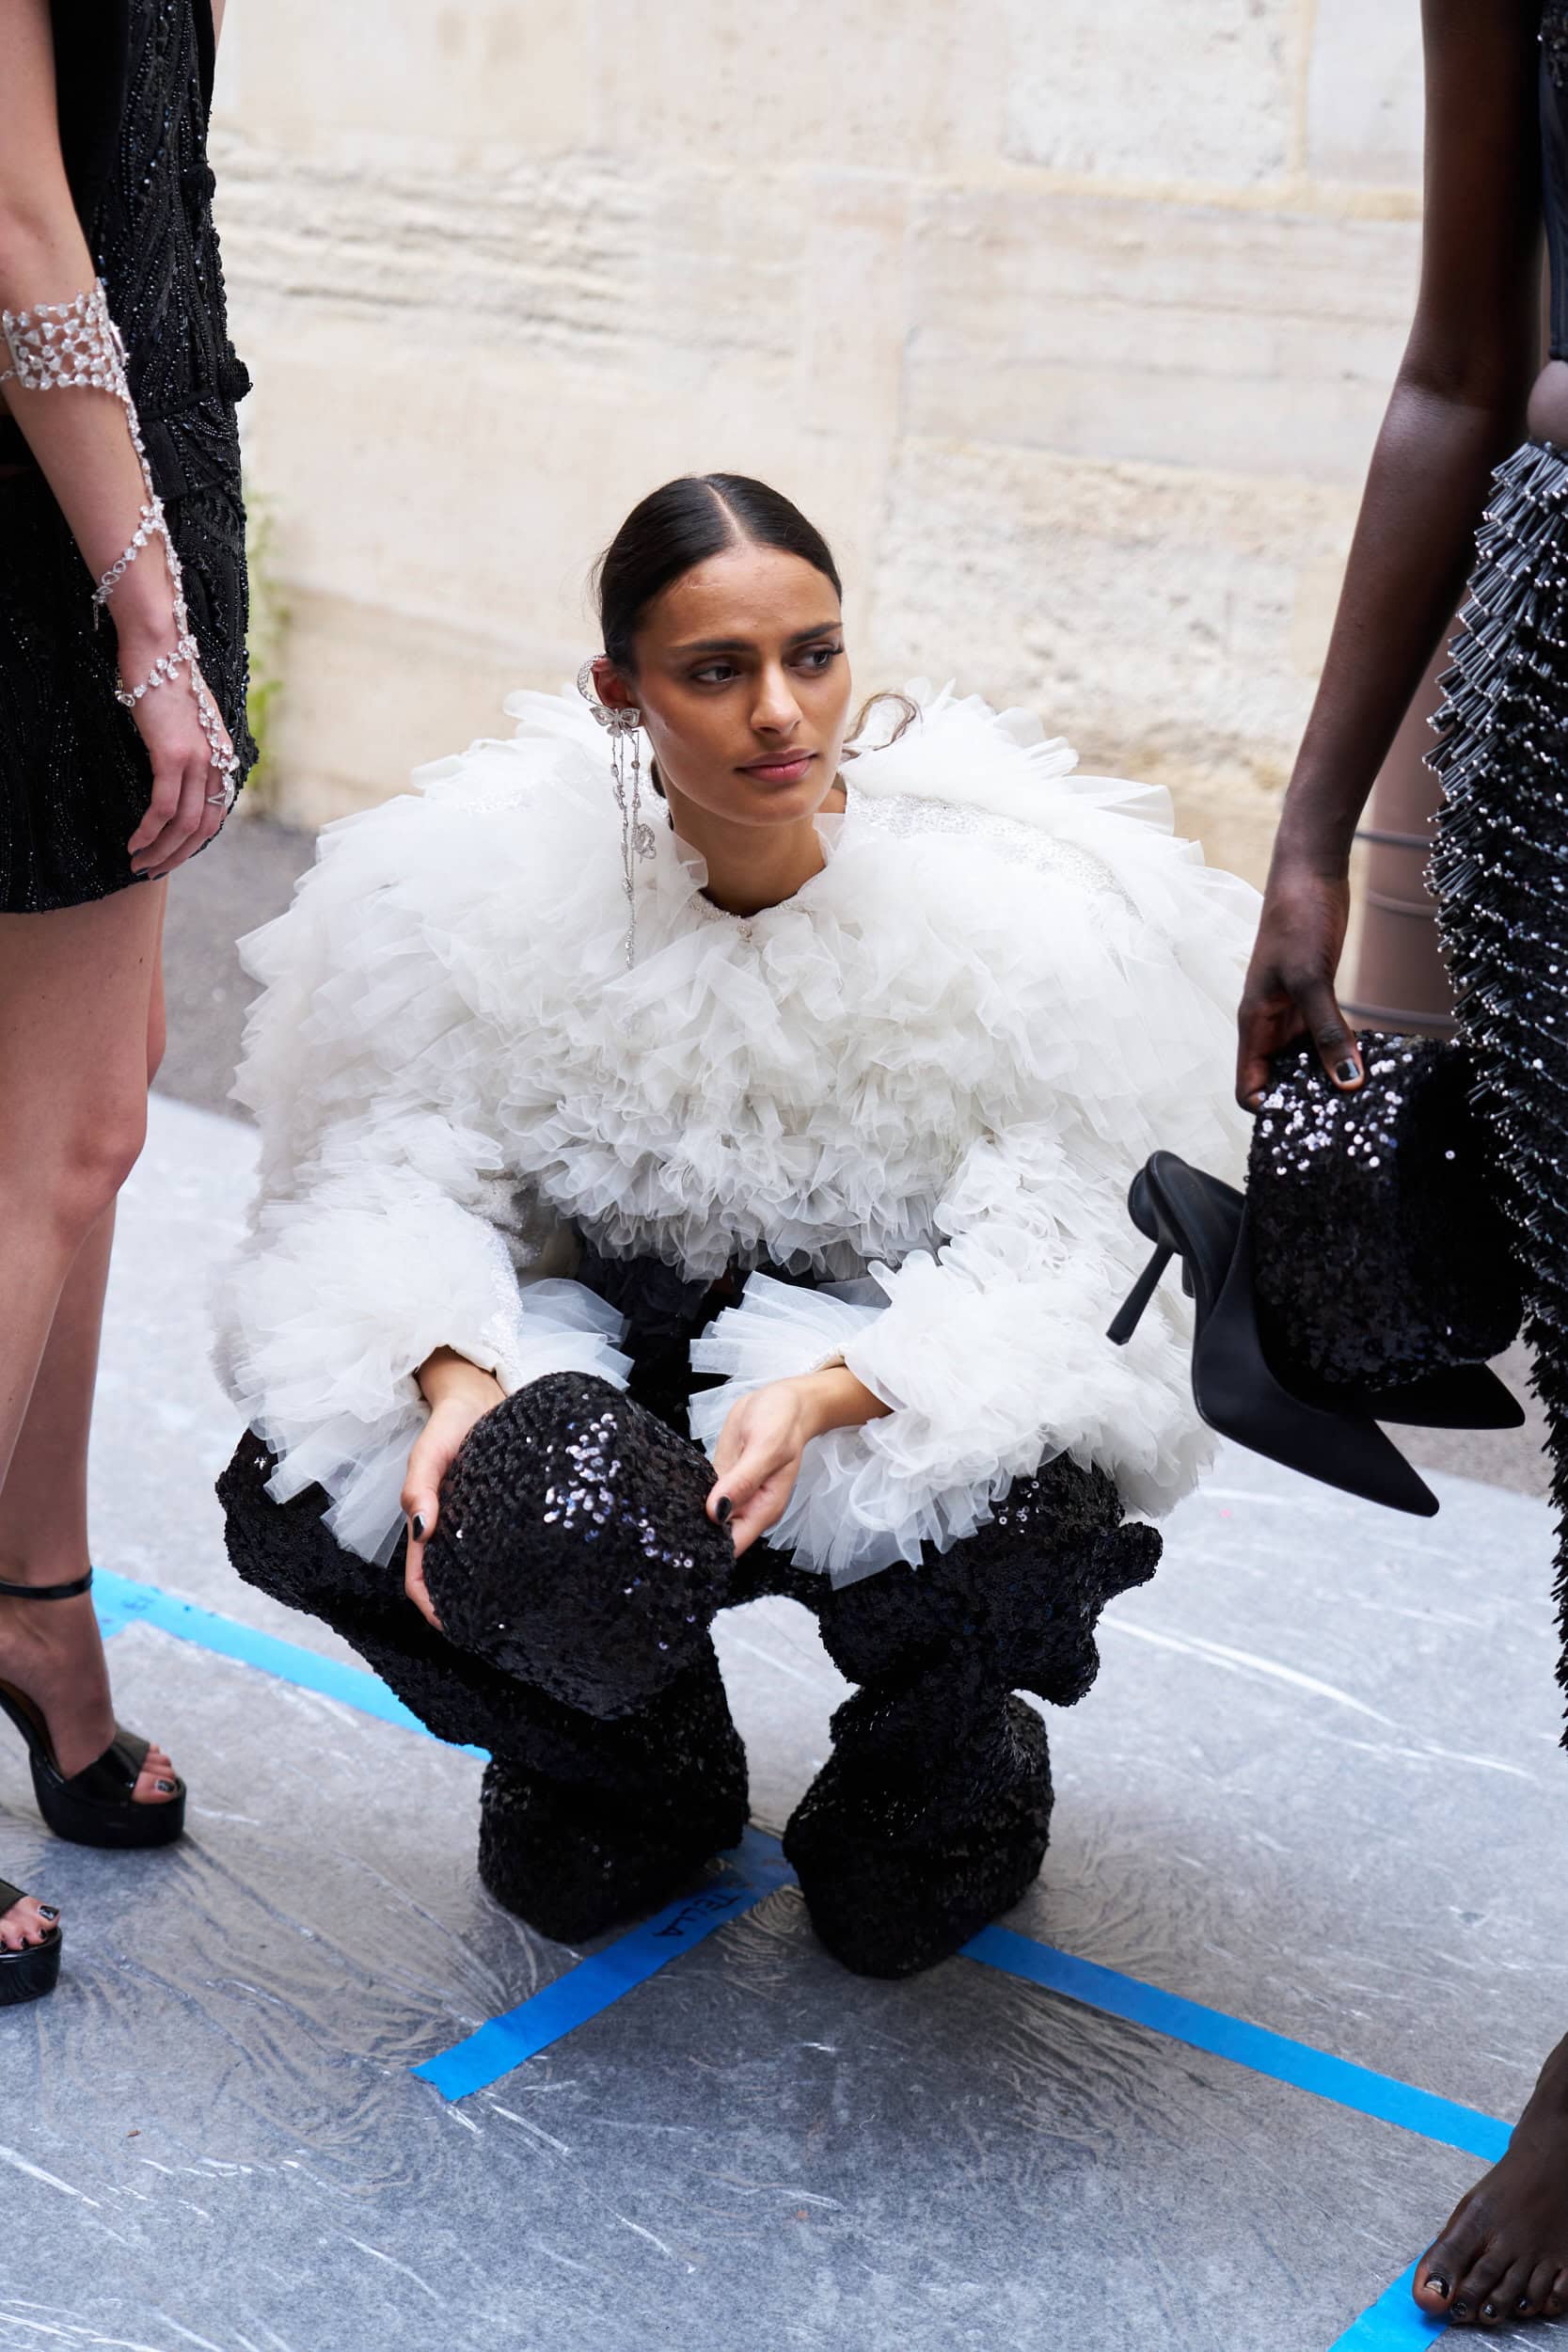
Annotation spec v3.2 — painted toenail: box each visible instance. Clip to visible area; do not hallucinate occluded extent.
[39,1905,57,1920]
[155,1778,175,1793]
[1481,2304,1498,2320]
[1451,2302,1469,2319]
[1428,2278,1450,2299]
[1519,2299,1533,2313]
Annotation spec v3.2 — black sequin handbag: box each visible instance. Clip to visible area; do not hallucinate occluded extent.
[1248,1033,1522,1400]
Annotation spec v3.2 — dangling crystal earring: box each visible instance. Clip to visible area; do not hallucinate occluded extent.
[578,658,657,967]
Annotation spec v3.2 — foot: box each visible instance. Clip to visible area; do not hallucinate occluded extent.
[0,1890,58,1951]
[1414,2038,1568,2327]
[0,1581,178,1803]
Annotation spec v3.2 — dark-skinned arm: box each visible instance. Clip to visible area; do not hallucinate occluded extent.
[1237,0,1543,1107]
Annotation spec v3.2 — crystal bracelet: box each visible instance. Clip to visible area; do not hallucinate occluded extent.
[1,284,238,783]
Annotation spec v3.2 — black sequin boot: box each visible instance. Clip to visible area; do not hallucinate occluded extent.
[784,1661,1053,1979]
[787,1454,1152,1977]
[477,1645,749,1943]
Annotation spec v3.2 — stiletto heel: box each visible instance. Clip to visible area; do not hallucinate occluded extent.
[1107,1240,1173,1345]
[0,1880,60,2008]
[0,1570,185,1851]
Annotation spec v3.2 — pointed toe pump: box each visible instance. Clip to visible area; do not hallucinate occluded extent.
[0,1571,186,1851]
[0,1882,61,2008]
[1108,1152,1443,1517]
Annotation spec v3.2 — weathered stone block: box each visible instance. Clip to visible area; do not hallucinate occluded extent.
[1003,0,1297,187]
[1307,0,1424,185]
[591,0,1006,172]
[908,186,1418,482]
[865,439,1357,885]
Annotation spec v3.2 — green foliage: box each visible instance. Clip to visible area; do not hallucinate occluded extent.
[243,483,289,814]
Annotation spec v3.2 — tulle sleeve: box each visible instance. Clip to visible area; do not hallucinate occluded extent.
[687,727,1255,1584]
[689,1124,1210,1583]
[214,765,630,1565]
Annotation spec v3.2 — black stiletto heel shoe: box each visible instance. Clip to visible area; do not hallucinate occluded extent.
[0,1881,60,2007]
[0,1571,185,1850]
[1108,1152,1441,1517]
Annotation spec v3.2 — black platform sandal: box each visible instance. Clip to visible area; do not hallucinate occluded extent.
[1108,1152,1443,1517]
[0,1880,60,2008]
[0,1571,185,1850]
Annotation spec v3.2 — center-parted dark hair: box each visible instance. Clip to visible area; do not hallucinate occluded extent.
[593,472,916,762]
[594,473,844,673]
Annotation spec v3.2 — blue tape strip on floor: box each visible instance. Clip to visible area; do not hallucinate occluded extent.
[414,1828,796,2101]
[961,1923,1511,2165]
[93,1565,1512,2204]
[93,1565,484,1757]
[1327,2264,1448,2347]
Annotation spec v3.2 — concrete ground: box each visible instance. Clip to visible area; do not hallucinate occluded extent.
[0,816,1560,2350]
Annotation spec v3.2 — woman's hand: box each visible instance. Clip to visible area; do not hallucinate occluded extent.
[119,613,236,882]
[403,1349,507,1629]
[707,1364,890,1557]
[1236,860,1363,1112]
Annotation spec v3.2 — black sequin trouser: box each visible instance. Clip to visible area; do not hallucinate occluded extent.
[1430,436,1568,1725]
[218,1378,1160,1979]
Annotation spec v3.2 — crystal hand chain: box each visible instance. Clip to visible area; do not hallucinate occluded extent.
[0,283,238,795]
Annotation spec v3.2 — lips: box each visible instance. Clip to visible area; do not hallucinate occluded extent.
[740,751,816,782]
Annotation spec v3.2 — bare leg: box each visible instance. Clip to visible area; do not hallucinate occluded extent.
[0,1200,177,1796]
[0,884,172,1952]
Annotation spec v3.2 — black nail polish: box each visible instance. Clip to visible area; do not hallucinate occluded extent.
[1335,1058,1359,1085]
[1428,2278,1449,2299]
[411,1513,427,1542]
[39,1906,58,1920]
[155,1779,175,1794]
[714,1495,732,1524]
[1451,2301,1469,2320]
[1519,2297,1533,2312]
[1481,2304,1498,2321]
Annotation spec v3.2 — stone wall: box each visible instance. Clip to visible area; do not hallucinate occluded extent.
[211,0,1423,881]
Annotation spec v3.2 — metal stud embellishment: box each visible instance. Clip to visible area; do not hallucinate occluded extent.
[1544,0,1568,88]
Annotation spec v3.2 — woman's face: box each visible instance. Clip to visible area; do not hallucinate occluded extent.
[595,543,853,829]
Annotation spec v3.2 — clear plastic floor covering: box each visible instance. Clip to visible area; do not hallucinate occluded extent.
[2,1093,1563,2350]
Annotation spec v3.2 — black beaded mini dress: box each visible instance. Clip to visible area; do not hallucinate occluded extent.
[0,0,254,914]
[1427,0,1568,1713]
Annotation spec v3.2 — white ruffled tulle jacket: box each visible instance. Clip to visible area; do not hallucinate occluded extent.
[214,682,1259,1581]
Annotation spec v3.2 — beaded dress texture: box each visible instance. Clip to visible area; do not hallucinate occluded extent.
[1426,2,1568,1723]
[0,0,254,913]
